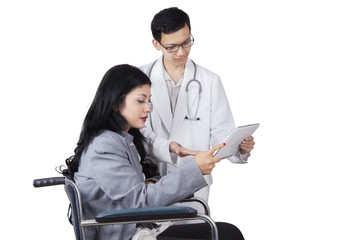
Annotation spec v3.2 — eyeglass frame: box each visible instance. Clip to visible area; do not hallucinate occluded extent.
[158,35,195,53]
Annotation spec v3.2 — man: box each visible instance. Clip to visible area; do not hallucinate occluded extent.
[140,7,255,205]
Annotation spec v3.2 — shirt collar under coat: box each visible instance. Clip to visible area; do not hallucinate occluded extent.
[121,130,134,145]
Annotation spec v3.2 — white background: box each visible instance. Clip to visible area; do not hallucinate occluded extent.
[1,0,359,239]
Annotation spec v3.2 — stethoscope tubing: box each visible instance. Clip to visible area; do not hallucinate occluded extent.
[185,79,201,120]
[147,59,202,130]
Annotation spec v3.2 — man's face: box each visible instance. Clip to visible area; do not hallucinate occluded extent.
[153,24,192,68]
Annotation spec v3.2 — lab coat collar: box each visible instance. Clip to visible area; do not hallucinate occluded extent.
[150,57,196,137]
[150,57,172,134]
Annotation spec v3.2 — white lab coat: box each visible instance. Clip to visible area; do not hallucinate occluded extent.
[139,56,248,202]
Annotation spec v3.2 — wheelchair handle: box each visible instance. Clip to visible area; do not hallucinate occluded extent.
[33,177,65,188]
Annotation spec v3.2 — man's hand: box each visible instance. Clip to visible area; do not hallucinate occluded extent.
[239,136,255,154]
[169,141,199,157]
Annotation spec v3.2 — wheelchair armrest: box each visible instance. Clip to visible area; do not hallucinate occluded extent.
[33,177,65,188]
[178,197,210,216]
[95,206,197,223]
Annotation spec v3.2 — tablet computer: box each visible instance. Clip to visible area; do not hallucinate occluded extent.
[214,123,259,160]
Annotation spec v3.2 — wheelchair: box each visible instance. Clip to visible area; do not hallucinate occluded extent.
[33,176,219,240]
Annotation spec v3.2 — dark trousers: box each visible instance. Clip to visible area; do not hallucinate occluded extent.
[157,222,244,240]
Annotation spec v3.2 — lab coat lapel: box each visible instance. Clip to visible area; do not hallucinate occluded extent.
[151,57,172,134]
[170,59,195,137]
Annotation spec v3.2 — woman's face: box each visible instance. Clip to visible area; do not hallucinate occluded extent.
[119,84,151,132]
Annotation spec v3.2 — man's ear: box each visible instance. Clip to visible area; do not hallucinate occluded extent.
[152,39,161,51]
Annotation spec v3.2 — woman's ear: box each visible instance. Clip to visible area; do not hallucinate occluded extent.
[152,39,161,51]
[112,104,119,112]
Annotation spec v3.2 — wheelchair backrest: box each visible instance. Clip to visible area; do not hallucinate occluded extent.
[64,178,84,240]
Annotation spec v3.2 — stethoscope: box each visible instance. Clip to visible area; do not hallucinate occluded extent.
[147,59,202,130]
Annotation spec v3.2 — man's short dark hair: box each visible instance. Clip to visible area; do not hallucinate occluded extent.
[151,7,191,43]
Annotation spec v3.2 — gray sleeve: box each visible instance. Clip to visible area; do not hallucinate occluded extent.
[89,138,207,209]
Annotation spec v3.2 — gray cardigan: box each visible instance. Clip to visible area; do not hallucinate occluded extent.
[74,130,207,240]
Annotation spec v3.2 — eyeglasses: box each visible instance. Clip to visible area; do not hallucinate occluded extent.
[159,35,194,53]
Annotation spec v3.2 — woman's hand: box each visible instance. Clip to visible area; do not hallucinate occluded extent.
[194,143,225,175]
[239,136,255,154]
[169,141,199,157]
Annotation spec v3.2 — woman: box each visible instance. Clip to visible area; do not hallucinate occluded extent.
[63,64,244,240]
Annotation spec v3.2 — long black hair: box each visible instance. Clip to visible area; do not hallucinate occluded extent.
[63,64,155,179]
